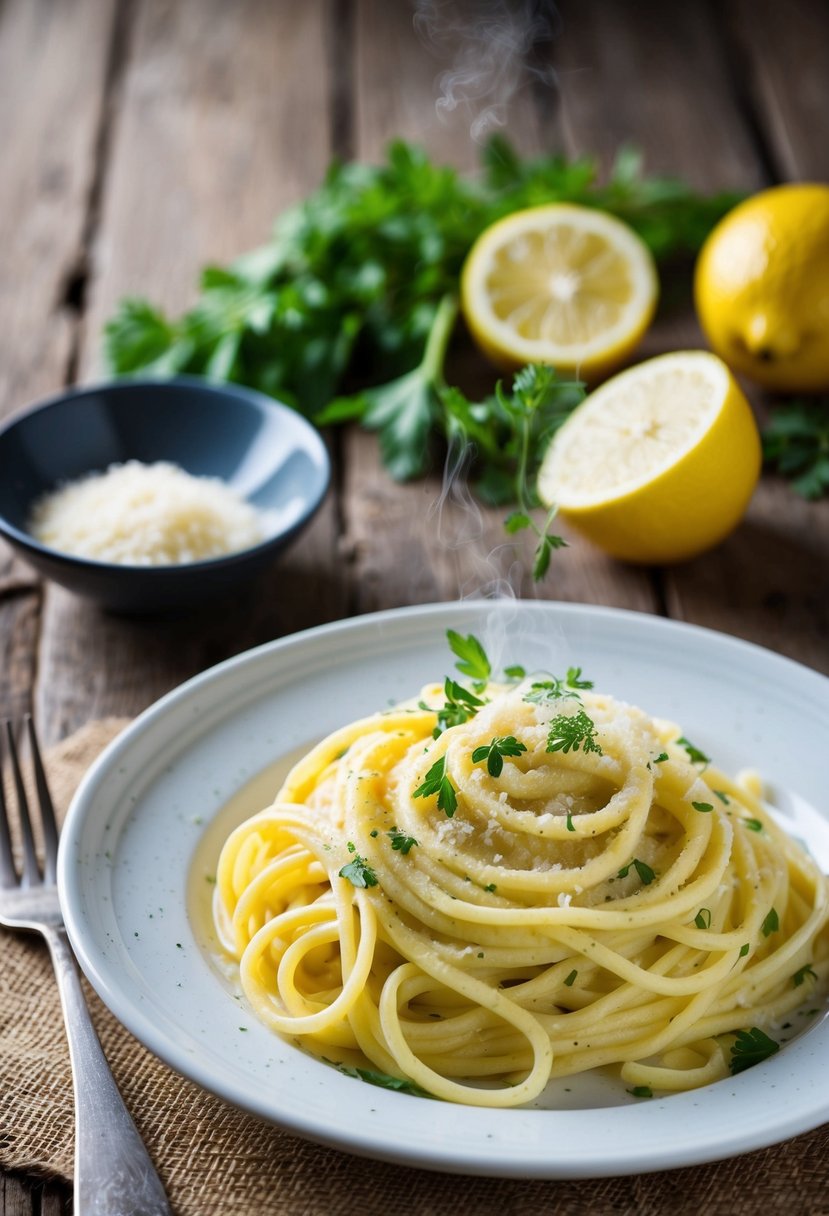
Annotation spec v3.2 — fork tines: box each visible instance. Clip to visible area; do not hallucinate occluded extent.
[0,718,59,888]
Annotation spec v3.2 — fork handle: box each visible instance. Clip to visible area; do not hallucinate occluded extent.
[45,926,171,1216]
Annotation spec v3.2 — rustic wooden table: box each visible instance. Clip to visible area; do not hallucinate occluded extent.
[2,1,828,1212]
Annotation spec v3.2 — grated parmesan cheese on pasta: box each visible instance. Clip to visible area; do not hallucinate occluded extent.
[28,461,263,566]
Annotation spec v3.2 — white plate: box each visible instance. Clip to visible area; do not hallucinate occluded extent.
[58,601,829,1178]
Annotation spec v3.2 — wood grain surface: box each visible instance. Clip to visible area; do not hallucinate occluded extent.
[1,1,828,1212]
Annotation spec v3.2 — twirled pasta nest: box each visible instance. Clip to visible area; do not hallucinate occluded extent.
[214,680,828,1107]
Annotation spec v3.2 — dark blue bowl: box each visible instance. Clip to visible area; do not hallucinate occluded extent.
[0,377,330,613]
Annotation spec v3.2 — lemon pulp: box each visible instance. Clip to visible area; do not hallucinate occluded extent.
[462,204,658,381]
[538,351,761,564]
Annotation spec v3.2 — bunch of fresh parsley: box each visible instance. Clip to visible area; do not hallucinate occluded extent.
[104,136,741,557]
[762,399,829,500]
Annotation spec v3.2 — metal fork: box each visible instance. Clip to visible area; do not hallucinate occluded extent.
[0,718,171,1216]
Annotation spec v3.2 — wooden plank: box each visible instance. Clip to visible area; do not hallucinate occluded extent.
[0,0,119,723]
[79,0,338,358]
[0,1176,69,1216]
[555,0,829,674]
[0,0,114,1196]
[728,0,829,180]
[0,0,118,418]
[556,0,762,191]
[662,0,829,676]
[35,0,345,742]
[355,0,547,170]
[343,0,658,615]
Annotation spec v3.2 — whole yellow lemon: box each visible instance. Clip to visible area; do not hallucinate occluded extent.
[694,183,829,392]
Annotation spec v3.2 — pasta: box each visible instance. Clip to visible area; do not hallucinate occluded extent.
[213,652,828,1107]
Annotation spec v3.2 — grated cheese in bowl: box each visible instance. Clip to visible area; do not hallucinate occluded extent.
[27,460,264,566]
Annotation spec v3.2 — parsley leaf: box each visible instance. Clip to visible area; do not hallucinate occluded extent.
[532,526,569,580]
[676,736,710,766]
[447,630,491,689]
[471,735,527,778]
[339,849,379,889]
[504,511,532,534]
[729,1028,780,1075]
[742,818,763,833]
[627,1086,653,1099]
[793,963,817,987]
[422,676,484,737]
[524,667,593,706]
[546,709,603,755]
[618,858,657,885]
[504,664,526,679]
[387,827,419,855]
[762,908,779,937]
[566,667,594,690]
[413,755,458,817]
[762,399,829,500]
[695,908,712,930]
[336,1063,433,1097]
[564,969,578,987]
[692,801,714,813]
[653,752,669,763]
[524,679,575,706]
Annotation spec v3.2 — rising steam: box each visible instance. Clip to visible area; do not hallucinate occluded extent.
[413,0,558,141]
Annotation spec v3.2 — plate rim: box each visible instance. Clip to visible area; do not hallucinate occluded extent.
[57,600,829,1178]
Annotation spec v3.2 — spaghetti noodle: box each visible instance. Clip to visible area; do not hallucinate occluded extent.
[213,650,828,1106]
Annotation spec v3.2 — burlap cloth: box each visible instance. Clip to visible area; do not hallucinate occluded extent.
[1,720,827,1216]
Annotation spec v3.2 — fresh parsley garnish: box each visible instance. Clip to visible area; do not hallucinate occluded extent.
[618,859,656,886]
[523,666,594,706]
[676,736,710,766]
[524,679,575,706]
[729,1028,780,1075]
[336,1063,432,1098]
[692,801,714,813]
[504,664,526,680]
[565,810,575,832]
[422,677,484,737]
[793,964,818,987]
[413,755,458,817]
[653,752,669,763]
[739,943,750,958]
[762,908,779,937]
[489,364,578,575]
[339,846,379,889]
[627,1086,653,1099]
[387,827,419,855]
[471,735,527,778]
[713,789,730,804]
[566,666,594,690]
[695,908,712,929]
[564,969,578,987]
[546,709,602,756]
[742,818,763,832]
[447,630,491,690]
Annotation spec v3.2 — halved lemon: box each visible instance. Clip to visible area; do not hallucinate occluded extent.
[461,204,658,382]
[537,351,761,564]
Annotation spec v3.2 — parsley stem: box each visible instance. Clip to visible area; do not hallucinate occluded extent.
[421,293,459,386]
